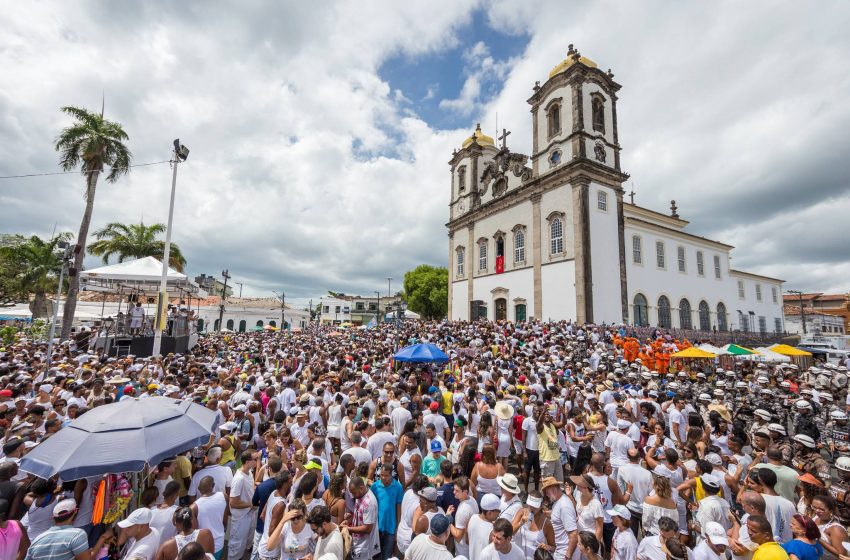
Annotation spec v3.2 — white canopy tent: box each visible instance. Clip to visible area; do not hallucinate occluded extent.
[747,347,792,363]
[698,343,729,355]
[80,257,206,298]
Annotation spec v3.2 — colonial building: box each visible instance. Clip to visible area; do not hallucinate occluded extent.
[447,46,785,332]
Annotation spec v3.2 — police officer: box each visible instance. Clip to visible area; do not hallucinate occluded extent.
[769,423,794,465]
[792,434,830,483]
[794,399,822,441]
[830,456,850,525]
[827,410,850,457]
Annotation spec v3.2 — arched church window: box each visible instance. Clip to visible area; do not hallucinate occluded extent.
[679,298,692,329]
[591,94,605,134]
[514,228,525,263]
[657,296,671,328]
[698,300,711,331]
[457,165,466,193]
[547,103,561,138]
[633,294,648,326]
[550,218,564,255]
[495,235,505,258]
[549,150,562,168]
[716,303,728,331]
[478,240,487,271]
[456,247,465,277]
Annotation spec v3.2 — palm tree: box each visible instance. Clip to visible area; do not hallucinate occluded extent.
[0,233,72,318]
[55,106,131,340]
[88,221,187,272]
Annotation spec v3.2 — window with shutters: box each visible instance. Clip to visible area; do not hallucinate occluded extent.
[597,190,608,211]
[478,240,487,271]
[677,246,686,273]
[738,280,745,299]
[456,246,465,277]
[756,284,762,302]
[656,241,666,269]
[513,228,526,264]
[632,236,642,264]
[550,218,564,255]
[696,251,704,276]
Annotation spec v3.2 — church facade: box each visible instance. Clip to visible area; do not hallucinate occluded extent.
[446,46,785,332]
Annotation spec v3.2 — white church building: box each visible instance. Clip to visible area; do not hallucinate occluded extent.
[447,46,785,333]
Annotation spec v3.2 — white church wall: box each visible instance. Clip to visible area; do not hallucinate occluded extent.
[540,185,575,260]
[625,223,737,329]
[451,280,469,321]
[589,183,622,323]
[541,260,576,321]
[471,268,535,321]
[473,201,534,274]
[729,273,785,333]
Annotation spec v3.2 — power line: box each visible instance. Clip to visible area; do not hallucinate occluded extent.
[0,160,172,180]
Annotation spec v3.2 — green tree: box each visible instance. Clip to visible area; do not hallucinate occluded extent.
[88,221,187,271]
[402,265,448,320]
[55,105,132,340]
[0,233,71,317]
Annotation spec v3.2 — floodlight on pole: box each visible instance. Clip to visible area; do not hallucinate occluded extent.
[152,140,188,357]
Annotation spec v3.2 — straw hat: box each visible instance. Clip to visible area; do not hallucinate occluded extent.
[494,401,514,420]
[539,476,560,492]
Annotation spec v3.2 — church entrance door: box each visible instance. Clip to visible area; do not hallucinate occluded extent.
[495,298,507,321]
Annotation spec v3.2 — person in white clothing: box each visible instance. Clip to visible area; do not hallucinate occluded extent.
[228,452,258,560]
[115,507,161,560]
[692,522,729,560]
[478,518,524,560]
[447,477,479,559]
[191,477,227,557]
[404,513,453,560]
[636,516,679,560]
[466,494,501,560]
[616,448,652,538]
[604,420,635,480]
[188,448,233,501]
[307,505,345,560]
[391,398,413,437]
[607,505,638,560]
[542,476,578,560]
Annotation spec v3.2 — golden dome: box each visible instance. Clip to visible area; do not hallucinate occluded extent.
[548,46,597,79]
[461,123,495,149]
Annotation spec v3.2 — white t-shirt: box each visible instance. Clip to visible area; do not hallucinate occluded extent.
[636,534,666,560]
[576,498,604,533]
[521,417,539,451]
[551,494,578,558]
[314,527,345,560]
[479,542,525,560]
[762,493,795,543]
[617,463,653,513]
[404,533,454,560]
[467,515,494,560]
[692,540,724,560]
[391,407,412,437]
[423,412,449,437]
[668,408,687,443]
[604,431,635,467]
[189,465,233,497]
[230,469,256,520]
[123,527,162,560]
[612,528,639,560]
[453,497,479,558]
[280,522,314,559]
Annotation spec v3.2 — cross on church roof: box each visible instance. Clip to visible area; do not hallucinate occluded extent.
[498,128,511,150]
[628,187,635,205]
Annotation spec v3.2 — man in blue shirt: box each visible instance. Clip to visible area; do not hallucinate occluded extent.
[370,463,404,560]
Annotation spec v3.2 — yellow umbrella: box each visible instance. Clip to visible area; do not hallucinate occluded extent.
[769,344,812,357]
[671,347,716,359]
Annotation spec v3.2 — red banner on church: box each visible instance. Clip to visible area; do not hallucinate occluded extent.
[495,255,504,274]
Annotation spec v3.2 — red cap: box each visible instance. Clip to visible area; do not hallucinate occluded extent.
[518,376,527,383]
[0,390,12,398]
[124,387,135,395]
[429,402,439,411]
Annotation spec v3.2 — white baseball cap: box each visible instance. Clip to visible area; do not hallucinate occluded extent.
[705,521,729,545]
[606,504,632,520]
[117,507,153,528]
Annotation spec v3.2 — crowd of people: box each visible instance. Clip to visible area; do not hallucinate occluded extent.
[0,319,849,560]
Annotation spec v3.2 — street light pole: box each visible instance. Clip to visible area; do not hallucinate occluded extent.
[153,140,188,357]
[387,277,392,299]
[374,291,381,325]
[217,269,230,331]
[273,290,286,331]
[236,282,243,298]
[46,243,73,368]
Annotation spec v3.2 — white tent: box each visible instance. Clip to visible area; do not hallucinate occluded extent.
[384,309,421,321]
[80,256,206,297]
[698,343,729,355]
[749,347,792,363]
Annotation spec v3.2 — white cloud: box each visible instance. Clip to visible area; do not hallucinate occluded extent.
[0,0,848,303]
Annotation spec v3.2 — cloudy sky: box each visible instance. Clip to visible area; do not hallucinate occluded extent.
[2,1,849,307]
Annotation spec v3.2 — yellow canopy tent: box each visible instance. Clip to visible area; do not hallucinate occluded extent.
[671,347,716,359]
[769,344,812,357]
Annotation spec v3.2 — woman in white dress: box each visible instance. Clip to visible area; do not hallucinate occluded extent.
[326,395,344,449]
[572,474,604,546]
[640,474,679,536]
[267,498,315,560]
[494,403,514,468]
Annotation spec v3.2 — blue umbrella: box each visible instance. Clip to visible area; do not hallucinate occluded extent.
[20,397,219,480]
[393,343,450,363]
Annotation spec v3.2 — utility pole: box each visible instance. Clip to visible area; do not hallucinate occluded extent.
[788,290,806,335]
[218,269,230,331]
[374,291,381,325]
[387,277,392,299]
[273,290,286,330]
[153,140,188,357]
[236,282,243,298]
